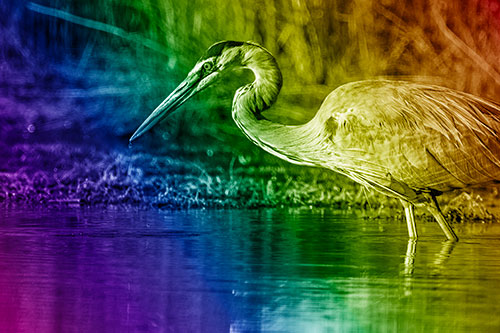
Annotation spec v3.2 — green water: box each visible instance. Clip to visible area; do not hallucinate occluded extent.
[0,208,499,332]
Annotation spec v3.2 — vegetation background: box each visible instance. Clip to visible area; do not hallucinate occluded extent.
[1,0,500,220]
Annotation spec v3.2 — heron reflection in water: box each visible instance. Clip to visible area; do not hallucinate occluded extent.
[131,41,500,241]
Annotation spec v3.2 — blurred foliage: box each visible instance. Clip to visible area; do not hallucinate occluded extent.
[1,0,500,217]
[3,0,500,138]
[8,0,500,127]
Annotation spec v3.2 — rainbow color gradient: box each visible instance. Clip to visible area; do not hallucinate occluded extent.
[2,0,500,331]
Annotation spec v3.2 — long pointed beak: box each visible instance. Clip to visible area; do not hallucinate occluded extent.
[129,73,201,143]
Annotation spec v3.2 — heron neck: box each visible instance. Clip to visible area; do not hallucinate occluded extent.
[232,100,321,166]
[232,88,321,166]
[231,44,323,166]
[236,44,283,115]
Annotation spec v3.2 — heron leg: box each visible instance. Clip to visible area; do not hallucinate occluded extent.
[426,195,458,241]
[400,199,417,238]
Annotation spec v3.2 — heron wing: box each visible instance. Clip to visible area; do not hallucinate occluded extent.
[321,80,500,197]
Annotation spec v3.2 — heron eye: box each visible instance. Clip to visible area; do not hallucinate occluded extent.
[202,62,213,72]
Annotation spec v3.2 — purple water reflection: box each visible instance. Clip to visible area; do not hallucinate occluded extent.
[0,209,232,332]
[1,208,500,332]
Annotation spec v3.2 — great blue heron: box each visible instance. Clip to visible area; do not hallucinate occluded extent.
[130,40,500,241]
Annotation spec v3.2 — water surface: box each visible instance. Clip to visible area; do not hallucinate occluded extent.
[0,208,499,332]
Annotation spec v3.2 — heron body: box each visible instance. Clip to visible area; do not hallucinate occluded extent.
[130,41,500,241]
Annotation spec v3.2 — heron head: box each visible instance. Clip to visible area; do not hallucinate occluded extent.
[129,41,245,143]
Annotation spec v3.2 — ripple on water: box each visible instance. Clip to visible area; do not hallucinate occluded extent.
[0,207,499,332]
